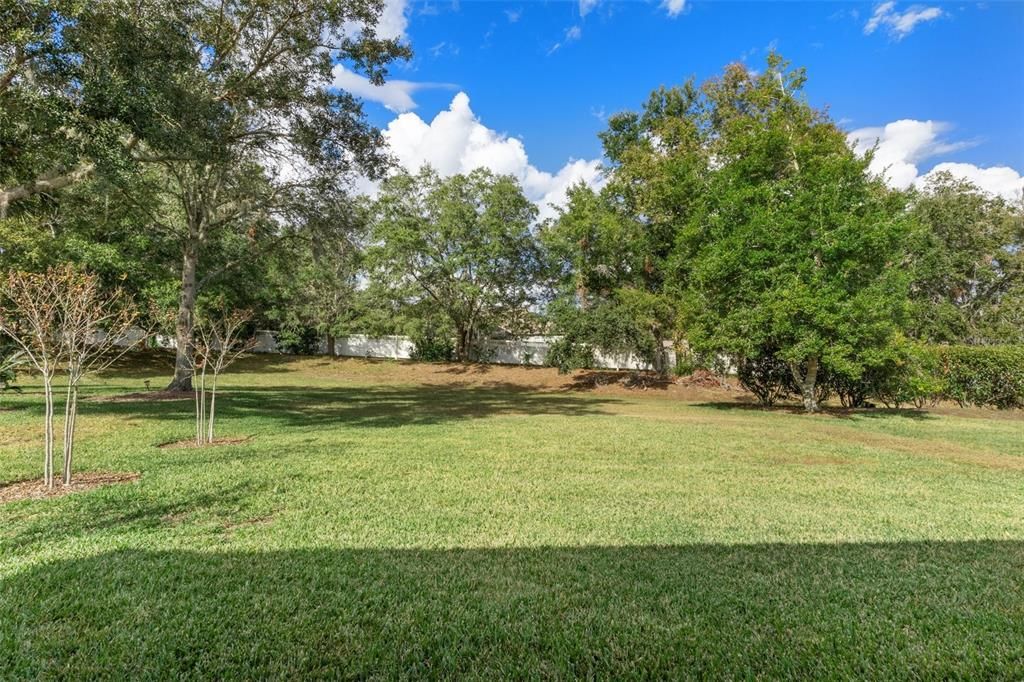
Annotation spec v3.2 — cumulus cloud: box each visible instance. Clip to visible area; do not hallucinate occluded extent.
[864,2,943,39]
[375,92,604,220]
[661,0,686,18]
[332,65,455,113]
[848,119,1023,201]
[376,0,410,40]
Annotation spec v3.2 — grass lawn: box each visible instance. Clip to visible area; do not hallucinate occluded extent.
[1,354,1022,678]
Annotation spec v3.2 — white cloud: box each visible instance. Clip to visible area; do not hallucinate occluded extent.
[923,163,1023,201]
[864,2,943,39]
[332,65,455,113]
[848,119,1023,201]
[375,92,605,220]
[661,0,686,18]
[579,0,599,17]
[376,0,410,40]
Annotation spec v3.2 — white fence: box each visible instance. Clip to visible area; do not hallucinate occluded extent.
[248,330,674,371]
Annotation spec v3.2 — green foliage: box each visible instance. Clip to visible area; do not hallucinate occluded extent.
[366,167,544,361]
[669,56,912,410]
[410,329,455,363]
[545,338,596,374]
[907,173,1024,345]
[736,350,793,407]
[274,327,321,356]
[0,342,24,397]
[937,345,1024,409]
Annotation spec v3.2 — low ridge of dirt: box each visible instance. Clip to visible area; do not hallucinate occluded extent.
[0,472,140,504]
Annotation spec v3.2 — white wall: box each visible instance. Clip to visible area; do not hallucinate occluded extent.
[99,327,678,371]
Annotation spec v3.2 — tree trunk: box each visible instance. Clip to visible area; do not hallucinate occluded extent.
[325,333,335,356]
[168,242,198,391]
[62,384,78,486]
[43,374,54,489]
[789,357,820,413]
[207,375,217,443]
[455,327,469,363]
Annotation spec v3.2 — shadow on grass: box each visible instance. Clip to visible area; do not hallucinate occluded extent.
[1,541,1021,677]
[71,383,622,430]
[693,401,938,420]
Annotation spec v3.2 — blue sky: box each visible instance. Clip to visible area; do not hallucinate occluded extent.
[338,1,1024,210]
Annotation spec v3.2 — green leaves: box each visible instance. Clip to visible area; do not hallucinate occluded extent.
[366,167,544,360]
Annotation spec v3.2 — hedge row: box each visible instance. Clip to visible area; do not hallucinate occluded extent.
[736,344,1024,410]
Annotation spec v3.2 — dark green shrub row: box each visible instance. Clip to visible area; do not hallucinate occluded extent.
[737,344,1024,410]
[936,345,1024,409]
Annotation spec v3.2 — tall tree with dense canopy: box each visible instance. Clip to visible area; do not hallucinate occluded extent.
[677,55,912,411]
[907,172,1024,345]
[2,1,410,390]
[366,167,544,361]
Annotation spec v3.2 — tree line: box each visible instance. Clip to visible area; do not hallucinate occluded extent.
[2,3,1022,418]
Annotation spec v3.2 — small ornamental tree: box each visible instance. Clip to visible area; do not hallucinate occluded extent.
[0,266,143,487]
[58,270,142,485]
[0,271,66,487]
[189,309,254,446]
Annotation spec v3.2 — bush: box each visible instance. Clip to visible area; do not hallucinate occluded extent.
[275,326,321,355]
[736,352,792,406]
[937,345,1024,409]
[410,333,455,363]
[545,338,595,374]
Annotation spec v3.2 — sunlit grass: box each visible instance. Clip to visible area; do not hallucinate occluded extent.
[1,355,1022,677]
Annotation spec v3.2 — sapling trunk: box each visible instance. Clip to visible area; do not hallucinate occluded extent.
[42,373,54,489]
[207,374,218,443]
[62,384,78,486]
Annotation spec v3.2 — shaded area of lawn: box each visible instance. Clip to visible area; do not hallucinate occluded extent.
[71,383,622,430]
[1,541,1022,678]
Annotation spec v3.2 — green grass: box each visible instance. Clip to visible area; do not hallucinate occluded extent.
[1,355,1022,679]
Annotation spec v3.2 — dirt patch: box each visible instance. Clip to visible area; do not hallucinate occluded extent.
[157,436,251,449]
[92,389,195,403]
[0,472,140,504]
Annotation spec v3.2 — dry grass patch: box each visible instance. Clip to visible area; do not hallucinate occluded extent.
[0,472,140,504]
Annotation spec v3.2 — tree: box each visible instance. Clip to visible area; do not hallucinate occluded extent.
[0,270,65,487]
[676,56,912,412]
[0,266,141,487]
[366,167,545,361]
[57,268,141,484]
[907,172,1024,345]
[540,80,707,373]
[189,308,253,446]
[2,1,410,390]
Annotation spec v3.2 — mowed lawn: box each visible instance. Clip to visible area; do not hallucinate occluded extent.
[1,355,1022,679]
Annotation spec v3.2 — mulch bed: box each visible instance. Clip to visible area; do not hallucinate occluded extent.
[157,436,251,450]
[0,471,140,504]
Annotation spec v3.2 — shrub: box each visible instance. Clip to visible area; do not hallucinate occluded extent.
[275,326,320,355]
[546,338,595,374]
[736,352,792,407]
[937,345,1024,409]
[410,333,455,363]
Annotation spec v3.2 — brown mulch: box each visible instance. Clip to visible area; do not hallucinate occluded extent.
[91,389,195,403]
[157,436,251,450]
[676,368,731,389]
[0,471,140,504]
